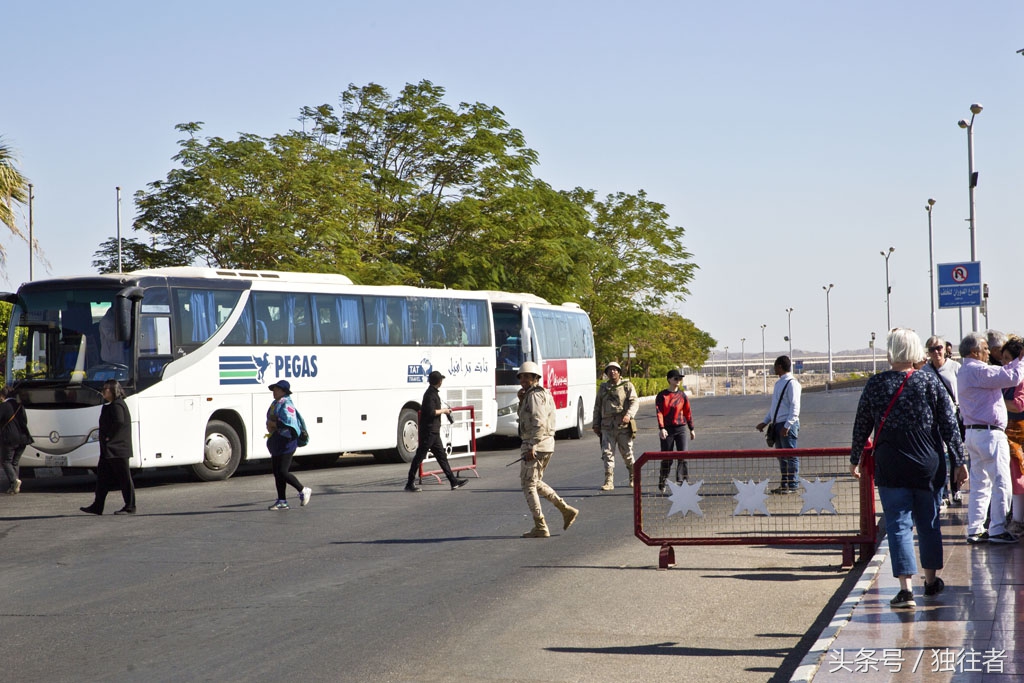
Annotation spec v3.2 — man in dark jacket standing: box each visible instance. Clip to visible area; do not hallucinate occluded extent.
[80,380,136,515]
[406,371,469,492]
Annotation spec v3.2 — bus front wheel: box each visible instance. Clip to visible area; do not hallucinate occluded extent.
[192,420,242,481]
[395,408,420,463]
[569,400,585,440]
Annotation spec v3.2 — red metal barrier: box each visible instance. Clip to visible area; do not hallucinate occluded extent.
[633,447,878,569]
[417,405,480,484]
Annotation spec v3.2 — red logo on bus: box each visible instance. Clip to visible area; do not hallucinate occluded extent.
[544,360,569,409]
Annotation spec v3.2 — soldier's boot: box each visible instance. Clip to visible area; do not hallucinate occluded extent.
[521,516,550,538]
[600,471,615,491]
[549,495,580,530]
[627,462,635,487]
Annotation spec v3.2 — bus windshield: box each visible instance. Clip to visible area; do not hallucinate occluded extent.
[6,287,132,386]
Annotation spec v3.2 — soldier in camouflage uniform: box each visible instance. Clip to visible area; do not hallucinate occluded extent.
[516,362,580,537]
[592,361,639,491]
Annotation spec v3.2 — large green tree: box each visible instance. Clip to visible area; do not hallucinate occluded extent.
[100,81,712,369]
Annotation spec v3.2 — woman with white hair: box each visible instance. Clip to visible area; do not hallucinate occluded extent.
[850,328,968,608]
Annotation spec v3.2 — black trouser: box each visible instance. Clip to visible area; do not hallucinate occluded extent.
[659,425,689,483]
[1,444,26,486]
[268,432,303,500]
[92,456,135,512]
[408,432,456,485]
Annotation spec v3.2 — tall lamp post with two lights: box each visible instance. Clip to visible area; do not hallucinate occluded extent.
[958,103,983,332]
[926,199,937,336]
[880,247,895,331]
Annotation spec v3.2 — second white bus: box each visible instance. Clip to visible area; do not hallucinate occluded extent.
[488,292,596,439]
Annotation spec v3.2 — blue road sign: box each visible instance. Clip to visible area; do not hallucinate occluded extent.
[937,261,982,308]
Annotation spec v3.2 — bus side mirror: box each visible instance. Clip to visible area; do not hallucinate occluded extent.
[114,298,132,341]
[114,286,145,342]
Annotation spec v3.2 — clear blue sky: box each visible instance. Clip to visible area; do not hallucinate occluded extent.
[4,1,1023,355]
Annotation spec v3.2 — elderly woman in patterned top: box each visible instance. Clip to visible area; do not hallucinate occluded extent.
[850,328,967,609]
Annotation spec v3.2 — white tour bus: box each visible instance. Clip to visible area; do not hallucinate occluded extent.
[2,267,497,480]
[488,291,596,439]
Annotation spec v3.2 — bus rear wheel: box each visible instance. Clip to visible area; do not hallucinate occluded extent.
[395,408,420,463]
[192,420,242,481]
[569,400,585,439]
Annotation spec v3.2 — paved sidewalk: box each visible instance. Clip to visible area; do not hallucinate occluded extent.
[795,502,1024,681]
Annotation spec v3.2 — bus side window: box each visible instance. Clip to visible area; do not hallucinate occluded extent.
[137,316,172,387]
[223,301,254,345]
[313,295,341,345]
[252,292,286,345]
[290,294,313,345]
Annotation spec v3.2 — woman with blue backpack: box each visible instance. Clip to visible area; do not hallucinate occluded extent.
[266,380,312,510]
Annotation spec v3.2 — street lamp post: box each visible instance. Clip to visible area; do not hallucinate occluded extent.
[760,324,767,394]
[740,337,746,396]
[711,352,716,396]
[958,103,983,332]
[926,199,937,336]
[724,346,729,396]
[880,247,895,330]
[116,186,123,273]
[870,331,877,375]
[823,284,834,383]
[785,307,794,360]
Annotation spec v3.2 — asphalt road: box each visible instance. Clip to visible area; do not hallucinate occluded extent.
[0,390,866,683]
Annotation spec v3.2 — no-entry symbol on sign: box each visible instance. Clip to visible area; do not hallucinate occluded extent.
[938,262,981,308]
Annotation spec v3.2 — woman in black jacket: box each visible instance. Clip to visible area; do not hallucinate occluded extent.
[80,380,136,515]
[1,384,31,494]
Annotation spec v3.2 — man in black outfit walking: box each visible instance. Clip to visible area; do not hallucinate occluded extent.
[406,370,469,492]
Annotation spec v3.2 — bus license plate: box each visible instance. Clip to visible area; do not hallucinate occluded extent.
[44,455,68,467]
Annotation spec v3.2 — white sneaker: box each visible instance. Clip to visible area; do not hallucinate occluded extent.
[300,487,312,507]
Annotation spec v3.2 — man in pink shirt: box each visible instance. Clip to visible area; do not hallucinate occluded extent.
[958,332,1024,544]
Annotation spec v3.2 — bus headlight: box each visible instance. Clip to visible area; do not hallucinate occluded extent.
[497,401,519,417]
[86,428,100,443]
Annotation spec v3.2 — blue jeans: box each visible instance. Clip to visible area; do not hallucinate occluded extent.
[774,422,799,489]
[877,486,943,577]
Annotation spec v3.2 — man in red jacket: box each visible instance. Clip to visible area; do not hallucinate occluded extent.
[656,369,696,492]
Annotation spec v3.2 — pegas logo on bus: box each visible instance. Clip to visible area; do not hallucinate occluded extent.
[544,360,569,409]
[219,353,318,386]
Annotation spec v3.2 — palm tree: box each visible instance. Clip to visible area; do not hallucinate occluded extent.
[0,137,31,263]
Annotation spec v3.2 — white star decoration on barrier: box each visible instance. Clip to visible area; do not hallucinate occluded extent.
[666,479,704,518]
[798,477,838,515]
[732,479,771,516]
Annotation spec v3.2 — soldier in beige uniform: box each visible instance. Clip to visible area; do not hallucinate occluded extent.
[593,361,639,491]
[517,362,580,538]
